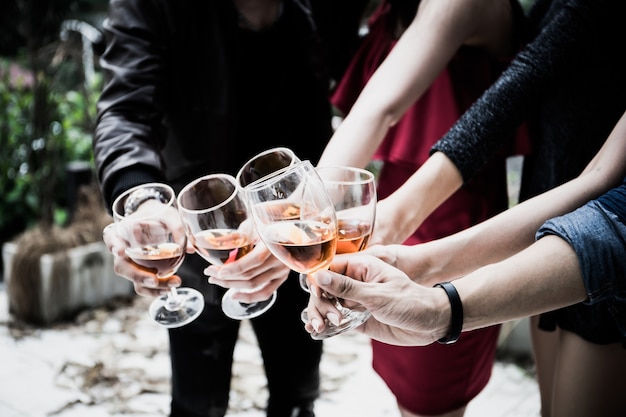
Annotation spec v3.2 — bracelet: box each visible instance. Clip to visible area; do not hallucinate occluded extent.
[124,187,167,215]
[433,282,463,344]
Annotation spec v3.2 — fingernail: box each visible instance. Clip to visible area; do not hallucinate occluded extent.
[312,318,322,332]
[327,313,340,326]
[143,278,156,287]
[316,270,331,285]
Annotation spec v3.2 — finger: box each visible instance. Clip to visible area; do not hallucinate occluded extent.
[102,223,116,241]
[103,222,132,258]
[133,282,171,297]
[208,263,288,292]
[102,223,122,254]
[225,280,281,304]
[206,254,289,290]
[113,256,181,291]
[209,243,275,280]
[304,288,343,334]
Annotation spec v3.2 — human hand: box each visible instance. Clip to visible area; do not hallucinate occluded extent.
[360,243,445,287]
[204,242,290,303]
[102,200,183,297]
[304,254,449,346]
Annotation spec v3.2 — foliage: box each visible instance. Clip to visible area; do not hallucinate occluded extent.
[0,41,102,241]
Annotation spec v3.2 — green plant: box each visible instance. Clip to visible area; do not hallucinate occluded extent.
[0,52,101,241]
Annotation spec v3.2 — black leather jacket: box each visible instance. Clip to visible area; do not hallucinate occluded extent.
[94,0,368,208]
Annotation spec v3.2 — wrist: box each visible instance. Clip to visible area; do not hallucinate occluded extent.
[124,186,168,215]
[433,282,463,344]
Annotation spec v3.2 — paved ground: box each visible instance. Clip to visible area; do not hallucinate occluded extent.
[0,282,540,417]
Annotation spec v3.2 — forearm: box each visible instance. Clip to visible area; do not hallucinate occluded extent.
[440,112,626,274]
[454,235,587,331]
[379,151,463,241]
[318,109,393,168]
[411,171,618,283]
[319,0,478,168]
[433,0,603,183]
[401,140,626,285]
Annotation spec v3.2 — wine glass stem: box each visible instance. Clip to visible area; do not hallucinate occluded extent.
[309,271,345,311]
[165,287,183,311]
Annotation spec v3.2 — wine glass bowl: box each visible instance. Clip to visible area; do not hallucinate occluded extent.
[244,160,379,340]
[177,174,276,320]
[238,147,322,292]
[318,166,376,255]
[111,182,204,328]
[236,147,300,188]
[244,161,338,278]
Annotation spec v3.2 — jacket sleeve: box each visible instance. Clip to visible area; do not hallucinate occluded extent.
[93,0,169,208]
[431,0,608,183]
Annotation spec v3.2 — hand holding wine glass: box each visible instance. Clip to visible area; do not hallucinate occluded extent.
[177,173,277,320]
[245,160,375,340]
[301,166,377,339]
[298,166,377,290]
[110,183,204,328]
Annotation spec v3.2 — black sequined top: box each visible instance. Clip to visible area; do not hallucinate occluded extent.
[432,0,626,201]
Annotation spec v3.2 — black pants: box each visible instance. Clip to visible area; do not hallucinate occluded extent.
[169,253,322,417]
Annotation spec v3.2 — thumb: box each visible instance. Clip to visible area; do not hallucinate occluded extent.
[315,269,358,298]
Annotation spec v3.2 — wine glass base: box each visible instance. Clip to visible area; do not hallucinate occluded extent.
[149,287,205,328]
[221,290,277,320]
[301,305,371,340]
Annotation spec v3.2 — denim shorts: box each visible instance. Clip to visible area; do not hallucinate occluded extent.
[536,192,626,346]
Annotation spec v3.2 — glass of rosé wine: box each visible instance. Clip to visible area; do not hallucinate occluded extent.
[298,166,377,291]
[112,183,204,328]
[299,165,376,338]
[244,160,373,339]
[177,173,276,320]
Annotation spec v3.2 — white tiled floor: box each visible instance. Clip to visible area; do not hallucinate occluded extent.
[0,285,540,417]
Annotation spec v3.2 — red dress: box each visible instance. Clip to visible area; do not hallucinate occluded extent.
[330,2,529,414]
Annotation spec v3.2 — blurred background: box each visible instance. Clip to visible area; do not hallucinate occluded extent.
[1,0,110,277]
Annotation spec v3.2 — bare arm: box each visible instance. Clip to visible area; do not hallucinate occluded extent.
[306,233,587,345]
[369,110,626,285]
[305,110,626,336]
[455,235,586,332]
[318,0,514,169]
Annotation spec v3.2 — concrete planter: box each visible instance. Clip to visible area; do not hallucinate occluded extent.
[2,241,133,325]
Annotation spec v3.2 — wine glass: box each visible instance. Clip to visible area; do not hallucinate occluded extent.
[246,160,369,340]
[235,147,301,187]
[300,165,376,338]
[237,147,314,293]
[112,183,204,328]
[298,166,377,290]
[177,174,276,320]
[237,147,319,293]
